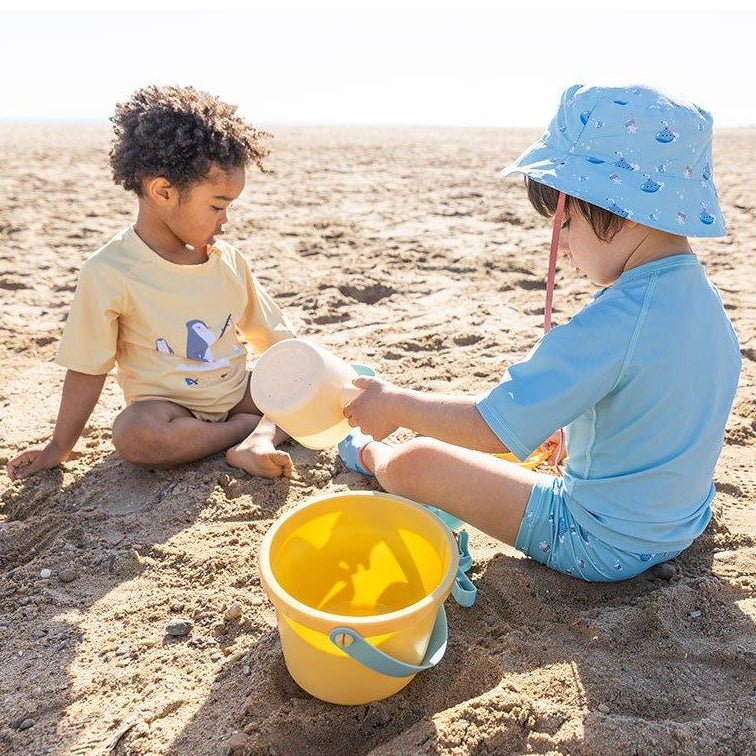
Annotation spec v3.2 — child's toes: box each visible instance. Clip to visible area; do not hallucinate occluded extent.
[272,451,293,477]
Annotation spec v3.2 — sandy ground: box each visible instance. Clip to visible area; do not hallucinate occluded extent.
[0,124,754,756]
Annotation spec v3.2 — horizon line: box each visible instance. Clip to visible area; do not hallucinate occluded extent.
[1,117,755,130]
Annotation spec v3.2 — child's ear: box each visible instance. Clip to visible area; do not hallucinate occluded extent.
[144,177,175,206]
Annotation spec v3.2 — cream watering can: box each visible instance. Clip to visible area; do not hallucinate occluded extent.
[250,339,371,450]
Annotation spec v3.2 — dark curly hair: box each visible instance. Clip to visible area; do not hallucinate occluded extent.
[524,177,626,242]
[110,85,272,195]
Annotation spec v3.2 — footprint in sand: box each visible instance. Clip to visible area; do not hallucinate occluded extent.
[338,281,396,304]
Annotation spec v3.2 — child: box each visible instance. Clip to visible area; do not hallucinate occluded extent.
[7,85,296,482]
[339,84,741,582]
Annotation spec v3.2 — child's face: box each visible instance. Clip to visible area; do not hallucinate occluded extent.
[559,207,629,287]
[164,165,246,250]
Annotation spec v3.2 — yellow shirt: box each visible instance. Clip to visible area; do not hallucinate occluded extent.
[56,226,295,415]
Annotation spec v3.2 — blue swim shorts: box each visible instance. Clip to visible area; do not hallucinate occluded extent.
[515,474,686,582]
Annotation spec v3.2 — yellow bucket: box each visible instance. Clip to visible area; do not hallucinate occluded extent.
[259,491,459,705]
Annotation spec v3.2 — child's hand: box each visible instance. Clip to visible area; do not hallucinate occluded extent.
[7,441,69,482]
[226,440,293,479]
[343,377,402,440]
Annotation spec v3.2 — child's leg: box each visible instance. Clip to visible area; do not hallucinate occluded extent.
[112,400,260,469]
[362,437,538,547]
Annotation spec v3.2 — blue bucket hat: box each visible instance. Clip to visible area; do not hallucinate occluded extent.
[501,84,726,237]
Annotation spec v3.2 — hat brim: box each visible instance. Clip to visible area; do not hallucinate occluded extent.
[501,141,726,238]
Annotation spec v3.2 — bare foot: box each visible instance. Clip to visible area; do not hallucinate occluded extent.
[226,439,293,478]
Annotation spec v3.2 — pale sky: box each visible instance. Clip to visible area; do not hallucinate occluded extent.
[2,1,755,128]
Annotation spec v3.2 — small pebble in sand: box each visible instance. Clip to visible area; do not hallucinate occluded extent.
[688,610,702,619]
[18,718,35,731]
[224,602,243,623]
[713,550,736,562]
[166,619,193,637]
[598,703,610,714]
[39,569,52,579]
[59,569,77,584]
[242,665,251,676]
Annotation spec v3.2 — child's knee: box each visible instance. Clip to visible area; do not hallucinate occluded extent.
[379,437,445,490]
[112,411,168,466]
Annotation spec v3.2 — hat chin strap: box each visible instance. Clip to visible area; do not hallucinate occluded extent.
[544,191,565,333]
[545,191,566,471]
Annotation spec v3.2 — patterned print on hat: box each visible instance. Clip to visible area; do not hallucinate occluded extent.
[500,84,726,238]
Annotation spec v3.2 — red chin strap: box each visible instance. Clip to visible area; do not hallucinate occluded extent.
[544,191,566,333]
[545,191,566,471]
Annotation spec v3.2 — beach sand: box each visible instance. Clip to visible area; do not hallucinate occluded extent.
[1,124,754,755]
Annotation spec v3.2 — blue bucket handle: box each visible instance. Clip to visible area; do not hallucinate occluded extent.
[421,510,478,607]
[327,527,477,677]
[457,529,472,572]
[452,529,477,607]
[328,604,448,678]
[452,568,477,608]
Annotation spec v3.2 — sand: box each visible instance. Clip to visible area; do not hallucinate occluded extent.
[0,124,754,756]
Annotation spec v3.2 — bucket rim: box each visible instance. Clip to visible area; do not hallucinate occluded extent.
[258,490,460,634]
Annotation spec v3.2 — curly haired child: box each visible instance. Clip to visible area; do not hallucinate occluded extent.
[339,84,741,582]
[8,85,296,482]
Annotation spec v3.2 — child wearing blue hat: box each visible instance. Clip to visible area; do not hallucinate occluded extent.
[340,84,741,582]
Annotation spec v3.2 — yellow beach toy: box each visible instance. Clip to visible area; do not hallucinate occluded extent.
[259,491,464,705]
[495,444,553,469]
[498,425,567,470]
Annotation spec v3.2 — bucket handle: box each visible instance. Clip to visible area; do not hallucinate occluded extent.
[328,604,448,678]
[451,529,477,608]
[452,569,477,608]
[457,529,472,572]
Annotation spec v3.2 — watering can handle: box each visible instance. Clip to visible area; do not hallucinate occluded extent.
[328,604,448,678]
[342,363,377,406]
[342,383,362,405]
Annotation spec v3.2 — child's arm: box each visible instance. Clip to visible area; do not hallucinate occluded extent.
[344,377,508,453]
[7,370,107,481]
